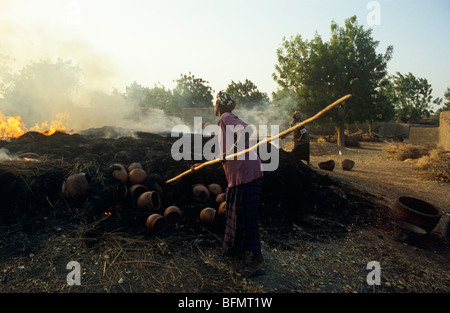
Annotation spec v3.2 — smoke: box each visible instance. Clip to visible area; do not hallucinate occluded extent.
[0,1,184,136]
[0,148,19,161]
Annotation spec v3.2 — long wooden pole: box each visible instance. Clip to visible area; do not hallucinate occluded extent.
[165,94,351,184]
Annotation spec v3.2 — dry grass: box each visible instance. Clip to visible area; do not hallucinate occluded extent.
[416,149,450,183]
[384,143,430,161]
[383,143,450,183]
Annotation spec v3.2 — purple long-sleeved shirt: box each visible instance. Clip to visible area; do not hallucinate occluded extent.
[218,112,263,187]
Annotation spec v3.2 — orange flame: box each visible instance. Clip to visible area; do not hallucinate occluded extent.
[0,110,70,140]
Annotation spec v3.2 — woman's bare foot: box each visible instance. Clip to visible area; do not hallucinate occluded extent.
[248,250,265,276]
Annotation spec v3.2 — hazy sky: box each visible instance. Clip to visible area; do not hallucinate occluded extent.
[1,0,449,107]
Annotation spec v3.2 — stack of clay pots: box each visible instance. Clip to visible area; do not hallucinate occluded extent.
[109,162,182,233]
[193,183,226,225]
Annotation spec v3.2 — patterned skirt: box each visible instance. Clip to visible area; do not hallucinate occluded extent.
[222,178,263,254]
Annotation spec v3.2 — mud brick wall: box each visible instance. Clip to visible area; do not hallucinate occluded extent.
[409,126,439,148]
[439,111,450,151]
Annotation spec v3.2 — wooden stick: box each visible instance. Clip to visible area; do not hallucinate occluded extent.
[165,94,351,184]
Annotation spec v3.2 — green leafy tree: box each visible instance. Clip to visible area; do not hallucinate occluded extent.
[225,79,269,109]
[273,16,393,146]
[171,72,213,111]
[435,87,450,115]
[389,72,441,123]
[367,78,396,134]
[142,83,174,111]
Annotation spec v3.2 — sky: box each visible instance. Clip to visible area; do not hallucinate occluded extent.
[1,0,449,110]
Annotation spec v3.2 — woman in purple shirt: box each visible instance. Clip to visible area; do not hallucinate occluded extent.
[214,91,265,276]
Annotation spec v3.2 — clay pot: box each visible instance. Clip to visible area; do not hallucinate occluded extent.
[200,207,216,224]
[341,159,355,171]
[319,160,335,171]
[193,184,210,202]
[128,168,147,185]
[146,213,167,233]
[62,173,90,202]
[111,163,126,171]
[129,184,149,203]
[138,191,161,210]
[216,193,226,204]
[128,162,143,173]
[208,183,223,197]
[164,206,182,225]
[112,168,128,184]
[218,201,227,216]
[392,196,442,233]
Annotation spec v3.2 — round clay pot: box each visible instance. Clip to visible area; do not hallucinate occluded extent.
[319,160,335,171]
[62,173,90,202]
[111,163,126,171]
[138,191,161,210]
[193,184,210,202]
[129,184,149,203]
[146,213,167,233]
[164,206,182,224]
[216,193,226,204]
[128,162,143,173]
[128,168,147,185]
[208,183,223,197]
[392,196,442,233]
[112,168,128,184]
[200,207,216,224]
[340,159,355,171]
[218,201,227,216]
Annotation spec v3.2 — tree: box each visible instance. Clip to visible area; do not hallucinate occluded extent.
[142,83,174,112]
[435,87,450,115]
[273,16,393,146]
[124,81,149,107]
[367,78,396,134]
[0,58,80,126]
[389,72,441,123]
[225,79,269,109]
[172,73,213,110]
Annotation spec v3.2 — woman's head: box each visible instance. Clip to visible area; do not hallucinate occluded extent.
[215,91,236,116]
[292,110,303,121]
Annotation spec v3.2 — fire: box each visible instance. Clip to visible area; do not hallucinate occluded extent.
[0,110,70,140]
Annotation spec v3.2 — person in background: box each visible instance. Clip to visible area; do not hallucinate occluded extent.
[288,110,311,165]
[214,90,265,277]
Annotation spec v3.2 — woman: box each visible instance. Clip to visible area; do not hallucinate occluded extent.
[289,110,310,165]
[214,90,265,276]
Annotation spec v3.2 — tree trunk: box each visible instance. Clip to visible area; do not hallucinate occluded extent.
[368,120,373,136]
[337,126,345,147]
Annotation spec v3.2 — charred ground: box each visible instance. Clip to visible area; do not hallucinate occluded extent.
[0,130,448,293]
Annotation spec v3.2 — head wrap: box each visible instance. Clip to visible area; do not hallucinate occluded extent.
[216,91,236,110]
[292,110,303,121]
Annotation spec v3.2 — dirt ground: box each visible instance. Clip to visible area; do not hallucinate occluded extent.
[0,134,449,294]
